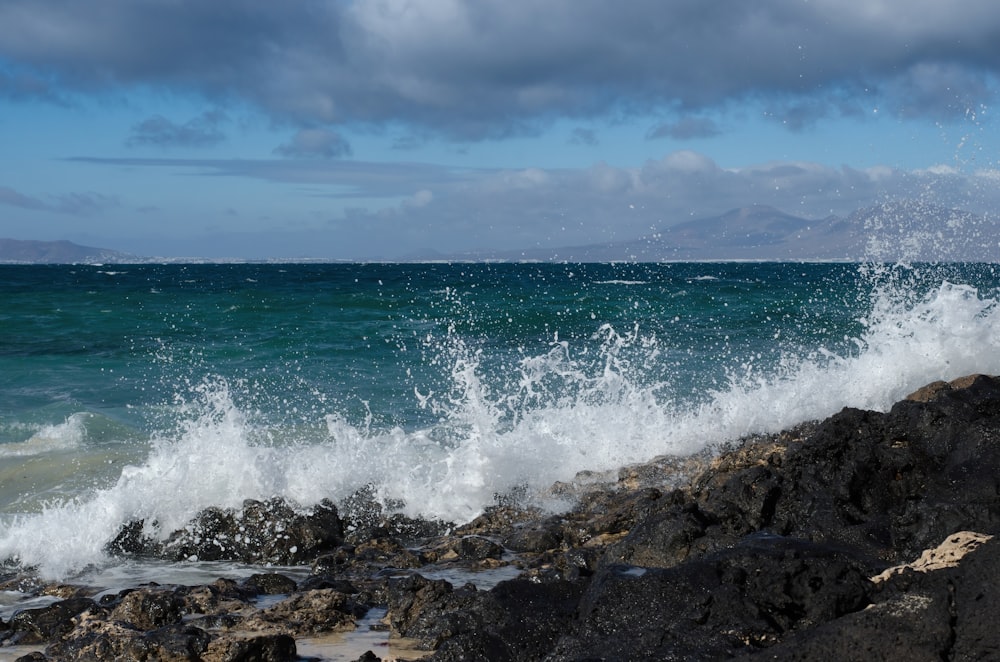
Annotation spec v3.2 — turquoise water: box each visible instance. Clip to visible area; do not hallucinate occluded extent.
[2,261,1000,579]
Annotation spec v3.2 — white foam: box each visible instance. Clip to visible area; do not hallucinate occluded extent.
[0,413,89,458]
[1,267,999,580]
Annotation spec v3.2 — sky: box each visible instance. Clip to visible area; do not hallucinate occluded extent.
[1,1,1000,260]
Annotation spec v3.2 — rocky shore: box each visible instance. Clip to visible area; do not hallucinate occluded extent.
[3,374,1000,660]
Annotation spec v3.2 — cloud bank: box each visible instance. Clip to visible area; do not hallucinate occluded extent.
[68,150,1000,257]
[1,1,998,138]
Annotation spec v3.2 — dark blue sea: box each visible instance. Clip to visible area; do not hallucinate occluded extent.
[1,261,999,589]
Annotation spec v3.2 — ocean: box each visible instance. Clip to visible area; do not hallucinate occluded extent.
[2,260,1000,593]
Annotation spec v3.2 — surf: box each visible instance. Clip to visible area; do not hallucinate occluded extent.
[1,262,998,580]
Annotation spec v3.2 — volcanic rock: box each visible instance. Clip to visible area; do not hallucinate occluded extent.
[10,373,1000,661]
[3,597,98,645]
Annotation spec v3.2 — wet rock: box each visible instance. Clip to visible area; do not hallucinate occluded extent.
[387,574,463,648]
[353,537,425,568]
[341,485,451,545]
[425,534,506,564]
[414,375,1000,659]
[162,497,344,565]
[203,632,297,661]
[46,612,211,661]
[109,587,185,630]
[297,575,360,594]
[544,534,871,661]
[242,573,297,596]
[106,519,161,557]
[559,486,665,548]
[741,533,1000,660]
[240,589,368,635]
[601,495,725,569]
[456,535,504,561]
[4,597,98,645]
[310,545,356,575]
[14,374,1000,661]
[13,653,47,662]
[180,578,255,619]
[502,516,564,553]
[388,573,584,658]
[456,505,541,538]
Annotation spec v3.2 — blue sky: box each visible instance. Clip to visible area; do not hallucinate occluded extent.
[1,1,1000,259]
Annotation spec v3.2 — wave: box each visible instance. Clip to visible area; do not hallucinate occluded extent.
[1,264,999,579]
[0,413,90,458]
[594,279,648,285]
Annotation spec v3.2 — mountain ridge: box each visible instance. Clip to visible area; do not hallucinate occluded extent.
[4,200,996,262]
[463,200,998,262]
[0,238,136,264]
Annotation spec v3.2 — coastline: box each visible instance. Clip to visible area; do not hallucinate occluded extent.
[4,373,1000,660]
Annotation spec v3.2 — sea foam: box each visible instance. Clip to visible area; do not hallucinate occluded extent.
[1,264,999,579]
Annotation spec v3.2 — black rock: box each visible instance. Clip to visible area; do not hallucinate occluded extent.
[13,653,47,662]
[738,534,1000,661]
[456,535,504,561]
[5,597,97,645]
[243,573,298,596]
[388,573,584,660]
[109,587,185,630]
[205,632,297,661]
[47,621,211,661]
[161,497,344,564]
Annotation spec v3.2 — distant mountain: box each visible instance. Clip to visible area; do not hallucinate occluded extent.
[7,200,996,264]
[560,204,864,261]
[459,201,1000,262]
[0,239,137,264]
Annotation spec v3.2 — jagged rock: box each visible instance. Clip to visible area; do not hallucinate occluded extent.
[240,589,368,635]
[601,494,727,569]
[297,575,360,594]
[740,534,1000,660]
[560,486,665,548]
[203,632,297,661]
[388,573,584,658]
[455,535,504,561]
[424,534,506,564]
[8,374,1000,661]
[161,497,344,564]
[242,573,297,596]
[501,516,564,553]
[45,613,211,661]
[4,597,98,645]
[109,587,185,630]
[13,652,47,662]
[310,545,356,574]
[409,374,1000,659]
[602,374,1000,574]
[340,485,451,545]
[387,574,464,648]
[353,537,425,568]
[531,534,870,661]
[106,519,161,557]
[180,578,255,619]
